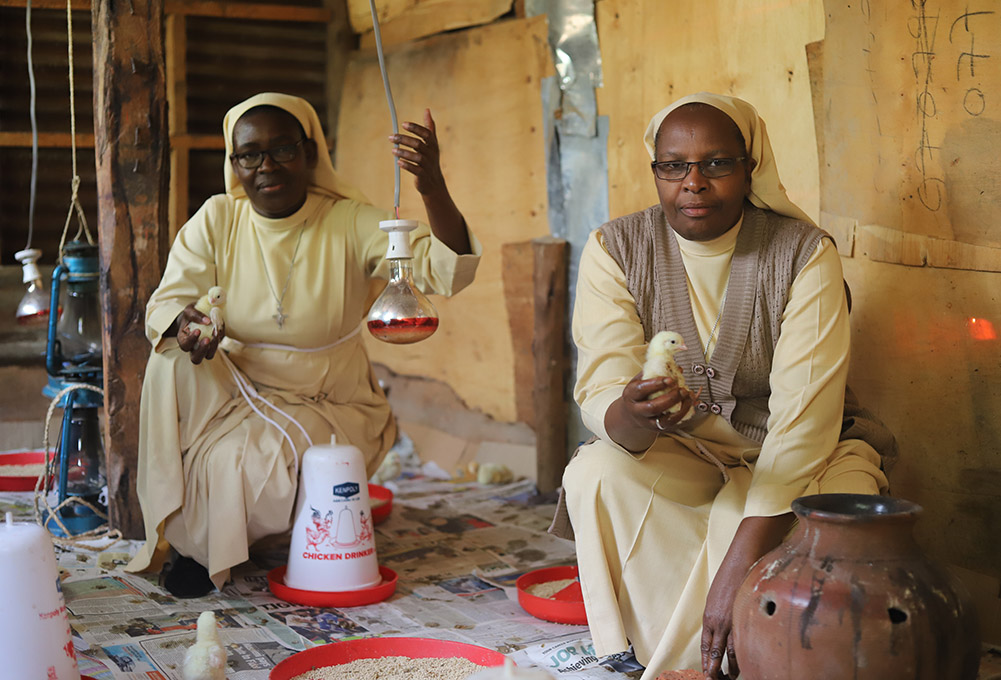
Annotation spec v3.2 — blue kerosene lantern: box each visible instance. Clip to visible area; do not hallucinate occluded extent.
[43,240,107,536]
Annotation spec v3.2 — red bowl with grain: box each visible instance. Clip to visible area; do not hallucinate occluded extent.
[0,451,55,491]
[516,565,587,625]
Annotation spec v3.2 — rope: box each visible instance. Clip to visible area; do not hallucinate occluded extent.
[33,383,123,548]
[367,0,401,215]
[24,0,38,251]
[58,0,94,263]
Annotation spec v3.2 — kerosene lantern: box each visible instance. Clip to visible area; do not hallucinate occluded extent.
[43,240,107,536]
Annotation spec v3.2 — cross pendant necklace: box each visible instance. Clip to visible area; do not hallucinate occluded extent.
[253,221,306,329]
[273,304,288,329]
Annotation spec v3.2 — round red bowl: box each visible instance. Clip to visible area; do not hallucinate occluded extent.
[516,565,587,625]
[267,564,397,608]
[0,451,55,491]
[269,636,507,680]
[368,483,393,525]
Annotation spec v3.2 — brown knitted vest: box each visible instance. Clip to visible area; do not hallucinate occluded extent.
[600,202,898,467]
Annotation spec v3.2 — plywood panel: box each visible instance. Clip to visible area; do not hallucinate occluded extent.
[348,0,511,44]
[823,0,1001,265]
[337,16,552,422]
[596,0,824,221]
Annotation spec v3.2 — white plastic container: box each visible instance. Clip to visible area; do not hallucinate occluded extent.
[0,512,81,680]
[285,435,381,592]
[467,659,554,680]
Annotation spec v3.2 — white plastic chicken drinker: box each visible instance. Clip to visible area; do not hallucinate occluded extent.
[366,219,439,344]
[0,512,81,680]
[285,436,381,592]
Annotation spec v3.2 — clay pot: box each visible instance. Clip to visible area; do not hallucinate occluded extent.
[732,494,980,680]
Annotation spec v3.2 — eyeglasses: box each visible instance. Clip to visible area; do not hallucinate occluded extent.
[651,157,747,181]
[230,139,304,170]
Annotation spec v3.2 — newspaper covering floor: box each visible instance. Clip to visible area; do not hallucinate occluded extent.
[0,465,645,680]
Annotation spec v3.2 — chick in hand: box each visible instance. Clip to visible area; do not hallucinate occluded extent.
[188,286,226,339]
[642,331,691,411]
[182,611,227,680]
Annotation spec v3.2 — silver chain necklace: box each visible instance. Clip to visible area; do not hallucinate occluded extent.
[253,221,306,329]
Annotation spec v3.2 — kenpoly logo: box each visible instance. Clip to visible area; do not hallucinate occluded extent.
[332,482,360,498]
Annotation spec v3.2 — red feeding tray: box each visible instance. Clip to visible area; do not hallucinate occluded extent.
[517,565,587,625]
[270,636,506,680]
[0,451,55,491]
[268,564,398,608]
[368,483,393,525]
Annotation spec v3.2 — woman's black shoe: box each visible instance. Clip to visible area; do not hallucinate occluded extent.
[163,555,215,598]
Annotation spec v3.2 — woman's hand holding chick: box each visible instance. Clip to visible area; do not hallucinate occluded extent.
[604,372,696,453]
[175,303,226,364]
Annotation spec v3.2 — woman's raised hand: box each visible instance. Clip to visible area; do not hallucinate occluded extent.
[390,109,448,199]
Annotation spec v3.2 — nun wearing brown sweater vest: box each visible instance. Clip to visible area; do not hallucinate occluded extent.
[554,93,896,680]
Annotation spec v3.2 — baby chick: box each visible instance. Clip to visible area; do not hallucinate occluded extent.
[182,611,227,680]
[642,331,689,407]
[188,286,226,340]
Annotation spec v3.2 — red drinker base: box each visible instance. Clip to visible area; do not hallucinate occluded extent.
[367,317,438,344]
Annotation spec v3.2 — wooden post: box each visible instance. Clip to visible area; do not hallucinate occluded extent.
[324,0,355,156]
[532,236,569,493]
[166,12,189,241]
[93,0,170,538]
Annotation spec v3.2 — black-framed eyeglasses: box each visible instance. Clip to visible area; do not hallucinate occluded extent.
[230,139,305,170]
[651,157,747,181]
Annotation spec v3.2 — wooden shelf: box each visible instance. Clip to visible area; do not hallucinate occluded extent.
[0,131,226,150]
[0,0,332,22]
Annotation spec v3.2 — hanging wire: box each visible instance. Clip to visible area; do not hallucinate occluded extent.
[57,0,94,263]
[24,0,39,251]
[367,0,401,217]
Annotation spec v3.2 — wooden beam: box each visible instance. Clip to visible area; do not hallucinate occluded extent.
[532,236,568,494]
[1,0,332,21]
[324,0,355,157]
[93,0,170,539]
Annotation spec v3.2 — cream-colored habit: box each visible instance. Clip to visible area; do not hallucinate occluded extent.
[127,94,480,588]
[565,94,887,677]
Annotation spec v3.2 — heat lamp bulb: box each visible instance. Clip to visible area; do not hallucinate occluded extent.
[14,248,50,327]
[366,220,439,344]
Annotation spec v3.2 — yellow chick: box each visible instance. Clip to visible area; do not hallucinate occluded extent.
[188,286,226,340]
[642,331,689,407]
[182,611,227,680]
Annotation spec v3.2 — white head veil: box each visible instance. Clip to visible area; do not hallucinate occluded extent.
[222,92,368,204]
[643,92,814,225]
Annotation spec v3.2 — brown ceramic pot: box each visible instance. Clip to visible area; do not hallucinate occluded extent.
[732,494,979,680]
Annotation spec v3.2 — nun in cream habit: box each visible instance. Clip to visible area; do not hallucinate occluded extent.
[126,93,480,593]
[559,93,895,678]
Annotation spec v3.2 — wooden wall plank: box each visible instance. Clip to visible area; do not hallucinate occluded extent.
[596,0,823,221]
[347,0,510,41]
[337,15,552,423]
[823,0,1001,269]
[93,0,170,538]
